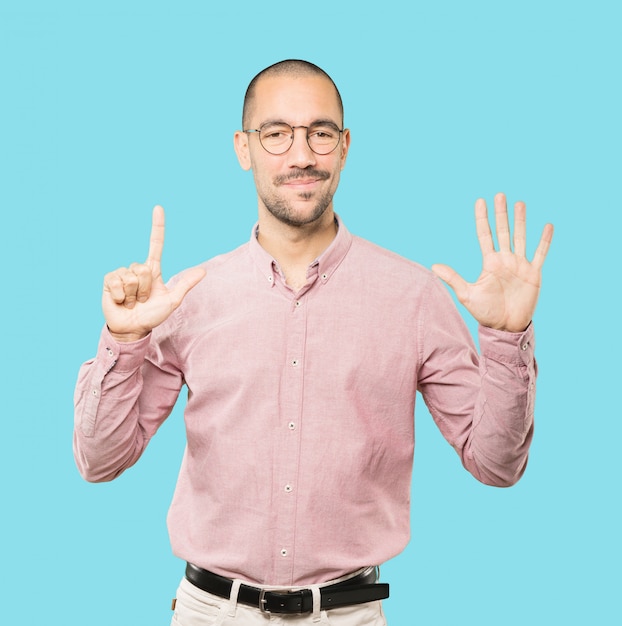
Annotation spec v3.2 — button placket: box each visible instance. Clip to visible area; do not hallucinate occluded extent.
[273,292,307,580]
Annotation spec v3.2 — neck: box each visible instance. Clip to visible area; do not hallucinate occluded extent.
[257,206,338,291]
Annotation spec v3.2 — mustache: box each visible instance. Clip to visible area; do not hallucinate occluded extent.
[274,169,330,185]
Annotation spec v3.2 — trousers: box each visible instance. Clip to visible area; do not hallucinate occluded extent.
[170,575,388,626]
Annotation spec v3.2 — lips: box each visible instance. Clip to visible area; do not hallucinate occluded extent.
[283,178,321,187]
[274,169,330,186]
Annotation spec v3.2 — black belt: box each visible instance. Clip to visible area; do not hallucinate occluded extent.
[185,563,389,614]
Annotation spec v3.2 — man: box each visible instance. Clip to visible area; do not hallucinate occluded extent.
[74,59,553,625]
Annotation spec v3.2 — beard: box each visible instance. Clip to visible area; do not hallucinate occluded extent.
[258,168,335,228]
[262,189,334,227]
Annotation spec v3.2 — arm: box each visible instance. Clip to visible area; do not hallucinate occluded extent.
[73,327,182,482]
[423,193,553,486]
[73,206,205,482]
[417,278,536,486]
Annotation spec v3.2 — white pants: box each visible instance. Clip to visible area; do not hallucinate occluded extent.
[171,574,387,626]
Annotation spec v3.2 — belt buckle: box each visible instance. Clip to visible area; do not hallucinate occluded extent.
[258,588,269,613]
[259,588,306,614]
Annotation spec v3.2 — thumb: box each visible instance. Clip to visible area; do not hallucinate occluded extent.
[431,263,467,299]
[169,266,207,308]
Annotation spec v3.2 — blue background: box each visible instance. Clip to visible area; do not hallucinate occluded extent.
[1,1,620,624]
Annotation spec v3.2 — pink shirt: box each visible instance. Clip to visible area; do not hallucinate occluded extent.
[74,218,536,586]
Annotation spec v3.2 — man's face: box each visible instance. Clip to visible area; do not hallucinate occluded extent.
[235,74,350,229]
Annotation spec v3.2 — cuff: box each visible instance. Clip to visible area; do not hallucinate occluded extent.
[97,325,152,373]
[478,323,534,366]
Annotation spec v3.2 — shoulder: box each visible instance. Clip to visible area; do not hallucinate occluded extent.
[334,234,453,314]
[161,241,253,335]
[199,241,251,273]
[349,234,434,283]
[168,241,251,287]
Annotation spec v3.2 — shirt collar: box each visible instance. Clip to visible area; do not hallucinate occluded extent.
[248,214,353,288]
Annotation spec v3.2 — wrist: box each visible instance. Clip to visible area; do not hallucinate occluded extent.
[483,321,531,334]
[107,327,151,343]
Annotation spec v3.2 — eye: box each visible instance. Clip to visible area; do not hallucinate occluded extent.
[260,124,292,141]
[309,126,336,139]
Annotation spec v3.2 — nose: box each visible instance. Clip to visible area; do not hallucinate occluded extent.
[285,126,317,169]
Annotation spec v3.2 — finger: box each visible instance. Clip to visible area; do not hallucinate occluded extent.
[431,263,469,303]
[513,201,527,258]
[147,205,165,273]
[119,268,140,309]
[531,223,554,270]
[103,269,129,304]
[129,262,153,303]
[168,266,207,308]
[475,198,495,255]
[103,268,140,308]
[494,192,511,252]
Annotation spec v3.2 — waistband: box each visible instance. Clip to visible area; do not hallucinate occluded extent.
[184,563,390,614]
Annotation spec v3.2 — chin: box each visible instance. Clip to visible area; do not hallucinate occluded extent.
[265,198,333,228]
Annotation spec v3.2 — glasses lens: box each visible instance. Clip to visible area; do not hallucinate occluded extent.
[259,124,294,155]
[307,123,341,155]
[257,123,342,155]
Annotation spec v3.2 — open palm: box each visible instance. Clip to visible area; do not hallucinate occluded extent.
[432,193,553,333]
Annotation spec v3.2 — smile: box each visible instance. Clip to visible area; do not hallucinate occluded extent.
[281,178,323,188]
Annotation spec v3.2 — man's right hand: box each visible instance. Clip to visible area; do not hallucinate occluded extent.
[102,205,206,342]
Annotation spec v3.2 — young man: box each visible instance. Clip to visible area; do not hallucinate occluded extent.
[74,60,553,625]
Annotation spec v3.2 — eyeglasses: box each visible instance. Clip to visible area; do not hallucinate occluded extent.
[243,122,344,155]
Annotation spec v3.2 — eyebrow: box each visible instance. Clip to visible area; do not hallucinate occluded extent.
[258,118,342,129]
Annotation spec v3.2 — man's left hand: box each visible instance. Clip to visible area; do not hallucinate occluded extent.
[432,193,554,333]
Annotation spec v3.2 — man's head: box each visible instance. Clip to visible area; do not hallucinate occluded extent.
[234,60,350,230]
[242,60,344,130]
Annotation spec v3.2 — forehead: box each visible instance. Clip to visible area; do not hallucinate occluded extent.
[249,75,342,126]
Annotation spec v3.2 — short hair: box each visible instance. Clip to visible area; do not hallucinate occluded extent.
[242,59,344,128]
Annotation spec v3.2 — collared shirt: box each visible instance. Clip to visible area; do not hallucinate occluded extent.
[74,217,536,586]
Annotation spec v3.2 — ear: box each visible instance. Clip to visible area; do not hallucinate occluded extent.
[339,128,351,171]
[234,131,252,171]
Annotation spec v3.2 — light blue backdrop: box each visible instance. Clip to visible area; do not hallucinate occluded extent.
[1,1,619,624]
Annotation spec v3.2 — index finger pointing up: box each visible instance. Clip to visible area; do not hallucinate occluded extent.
[147,205,165,271]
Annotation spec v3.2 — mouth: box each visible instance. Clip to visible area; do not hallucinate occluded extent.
[282,178,323,189]
[274,169,330,189]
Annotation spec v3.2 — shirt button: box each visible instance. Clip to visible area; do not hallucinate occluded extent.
[92,389,98,396]
[280,549,288,557]
[291,359,299,367]
[284,484,293,493]
[321,273,328,280]
[107,349,114,357]
[288,422,296,430]
[521,342,529,351]
[295,300,302,307]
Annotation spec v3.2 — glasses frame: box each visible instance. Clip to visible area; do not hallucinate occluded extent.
[243,122,344,156]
